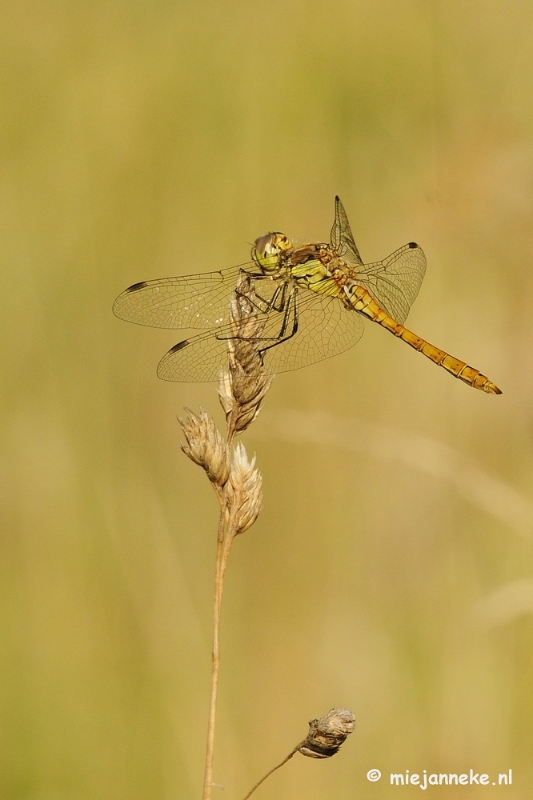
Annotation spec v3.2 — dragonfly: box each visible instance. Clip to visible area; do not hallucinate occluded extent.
[113,197,501,394]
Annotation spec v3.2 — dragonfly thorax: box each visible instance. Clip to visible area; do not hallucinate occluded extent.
[252,232,293,273]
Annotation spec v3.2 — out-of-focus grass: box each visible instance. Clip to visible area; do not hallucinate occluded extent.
[1,1,532,797]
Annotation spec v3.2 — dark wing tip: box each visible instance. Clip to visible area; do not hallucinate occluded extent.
[126,280,149,293]
[408,242,418,249]
[168,339,189,354]
[156,340,190,381]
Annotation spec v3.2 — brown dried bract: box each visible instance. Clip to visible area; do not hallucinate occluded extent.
[179,409,230,489]
[225,443,263,535]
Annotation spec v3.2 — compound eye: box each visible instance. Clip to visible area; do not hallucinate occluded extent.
[254,233,276,258]
[253,232,292,271]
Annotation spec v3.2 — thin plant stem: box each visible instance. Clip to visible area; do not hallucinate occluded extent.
[202,507,230,800]
[240,742,304,800]
[182,278,270,799]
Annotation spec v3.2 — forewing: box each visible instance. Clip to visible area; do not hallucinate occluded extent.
[330,196,363,266]
[112,264,249,330]
[157,286,365,381]
[356,242,427,324]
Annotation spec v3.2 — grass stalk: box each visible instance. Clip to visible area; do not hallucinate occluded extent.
[180,279,273,799]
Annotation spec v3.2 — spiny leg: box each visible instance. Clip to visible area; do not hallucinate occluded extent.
[238,275,290,314]
[215,283,300,357]
[257,286,299,358]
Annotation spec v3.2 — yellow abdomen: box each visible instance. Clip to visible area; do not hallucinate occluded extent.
[345,284,501,394]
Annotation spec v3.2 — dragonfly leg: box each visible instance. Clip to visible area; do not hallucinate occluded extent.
[215,284,299,355]
[236,273,290,314]
[256,287,299,357]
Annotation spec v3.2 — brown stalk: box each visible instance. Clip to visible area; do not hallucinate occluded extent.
[240,743,304,800]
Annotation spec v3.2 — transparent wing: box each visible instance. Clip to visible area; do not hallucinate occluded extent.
[356,242,427,324]
[112,263,254,330]
[157,286,365,382]
[330,196,364,266]
[263,288,364,375]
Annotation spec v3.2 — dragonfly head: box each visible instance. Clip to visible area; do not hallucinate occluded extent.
[252,232,293,273]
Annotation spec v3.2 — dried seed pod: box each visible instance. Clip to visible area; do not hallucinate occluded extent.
[240,707,356,800]
[299,708,356,759]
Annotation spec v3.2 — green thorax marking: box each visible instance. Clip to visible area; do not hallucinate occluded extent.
[289,243,348,298]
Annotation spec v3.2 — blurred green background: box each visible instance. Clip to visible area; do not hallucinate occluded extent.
[1,0,532,797]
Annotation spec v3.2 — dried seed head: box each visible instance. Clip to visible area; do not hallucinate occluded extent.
[225,442,263,534]
[227,277,266,372]
[218,276,274,438]
[299,708,356,759]
[219,367,273,437]
[178,409,230,487]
